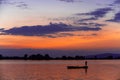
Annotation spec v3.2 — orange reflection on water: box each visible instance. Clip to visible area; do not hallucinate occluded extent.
[0,60,120,80]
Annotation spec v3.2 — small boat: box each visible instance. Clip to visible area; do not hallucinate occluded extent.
[67,66,88,69]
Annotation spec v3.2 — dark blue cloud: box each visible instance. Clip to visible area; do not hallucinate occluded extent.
[0,0,3,4]
[59,0,81,3]
[107,12,120,22]
[114,0,120,4]
[1,23,101,37]
[108,0,120,6]
[74,7,113,26]
[77,17,97,22]
[0,0,28,9]
[15,2,28,9]
[74,22,106,27]
[59,0,74,2]
[0,28,4,31]
[76,7,113,20]
[44,33,75,38]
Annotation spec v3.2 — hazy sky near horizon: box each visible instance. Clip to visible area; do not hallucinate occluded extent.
[0,0,120,55]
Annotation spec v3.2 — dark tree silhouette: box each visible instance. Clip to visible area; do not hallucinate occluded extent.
[62,56,67,60]
[44,54,51,60]
[0,54,3,59]
[0,53,120,60]
[24,54,28,60]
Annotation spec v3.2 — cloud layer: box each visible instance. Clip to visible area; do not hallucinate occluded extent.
[57,0,120,24]
[0,23,101,37]
[0,28,4,31]
[59,0,74,2]
[0,0,28,9]
[113,0,120,4]
[107,12,120,22]
[76,7,113,20]
[59,0,81,3]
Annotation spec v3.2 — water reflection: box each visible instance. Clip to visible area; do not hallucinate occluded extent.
[85,67,88,75]
[67,66,88,75]
[0,60,120,80]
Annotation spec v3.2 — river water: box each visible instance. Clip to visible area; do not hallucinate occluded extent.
[0,60,120,80]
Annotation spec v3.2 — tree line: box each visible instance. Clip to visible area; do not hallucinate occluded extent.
[0,54,119,60]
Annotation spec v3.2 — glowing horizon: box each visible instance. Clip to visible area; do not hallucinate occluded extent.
[0,0,120,55]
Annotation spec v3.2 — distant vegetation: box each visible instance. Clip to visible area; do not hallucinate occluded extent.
[0,53,120,60]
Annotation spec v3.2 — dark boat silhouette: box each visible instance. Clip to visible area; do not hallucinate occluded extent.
[67,66,88,69]
[67,61,88,69]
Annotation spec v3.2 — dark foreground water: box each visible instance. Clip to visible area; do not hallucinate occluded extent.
[0,60,120,80]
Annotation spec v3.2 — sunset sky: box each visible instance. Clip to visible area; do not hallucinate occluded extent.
[0,0,120,56]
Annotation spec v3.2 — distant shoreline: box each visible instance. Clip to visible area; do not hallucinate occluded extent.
[0,53,120,60]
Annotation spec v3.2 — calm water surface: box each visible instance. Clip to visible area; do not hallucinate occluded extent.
[0,60,120,80]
